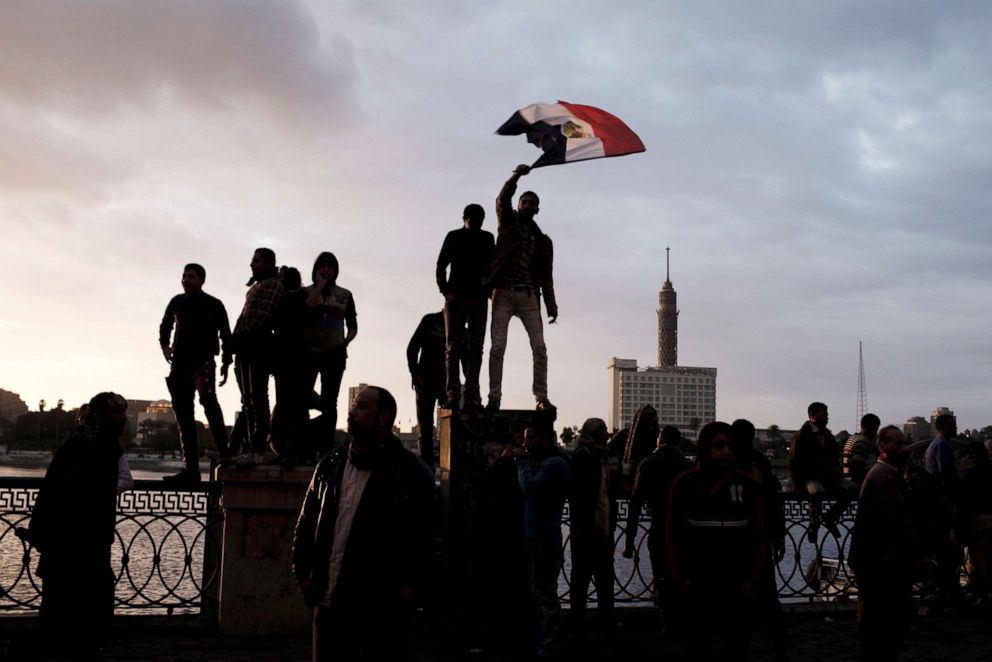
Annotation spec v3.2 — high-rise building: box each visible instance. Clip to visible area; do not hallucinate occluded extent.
[930,406,954,426]
[347,383,370,411]
[608,359,716,432]
[903,416,932,442]
[609,254,717,432]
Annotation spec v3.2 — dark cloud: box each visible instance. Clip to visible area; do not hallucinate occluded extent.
[0,0,357,123]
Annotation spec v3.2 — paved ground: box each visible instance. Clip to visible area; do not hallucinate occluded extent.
[2,605,989,661]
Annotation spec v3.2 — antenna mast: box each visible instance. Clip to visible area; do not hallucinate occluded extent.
[856,341,868,428]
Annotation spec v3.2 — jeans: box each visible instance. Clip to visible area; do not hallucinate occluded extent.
[488,288,547,404]
[569,534,615,625]
[444,296,488,404]
[525,539,563,660]
[414,383,443,471]
[235,352,271,454]
[304,349,346,457]
[167,358,229,468]
[804,478,858,526]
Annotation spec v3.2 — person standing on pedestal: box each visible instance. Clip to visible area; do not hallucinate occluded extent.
[436,203,494,412]
[301,252,357,458]
[485,164,558,412]
[232,247,283,463]
[159,262,233,484]
[406,310,446,471]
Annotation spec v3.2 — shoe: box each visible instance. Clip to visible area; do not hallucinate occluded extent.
[162,470,201,486]
[536,398,556,412]
[485,399,501,413]
[234,452,260,468]
[823,520,842,539]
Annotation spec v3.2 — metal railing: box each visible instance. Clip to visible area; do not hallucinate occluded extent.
[562,497,862,605]
[0,477,222,616]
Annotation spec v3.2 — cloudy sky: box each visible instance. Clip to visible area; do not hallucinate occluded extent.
[2,1,989,435]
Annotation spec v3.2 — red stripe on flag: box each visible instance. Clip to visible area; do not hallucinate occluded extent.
[558,101,645,157]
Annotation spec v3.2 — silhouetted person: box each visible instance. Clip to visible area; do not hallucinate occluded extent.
[292,386,434,662]
[27,393,128,660]
[406,310,446,471]
[269,266,309,463]
[850,426,924,662]
[924,413,962,608]
[609,404,660,497]
[506,420,570,660]
[623,424,689,629]
[788,402,857,540]
[233,247,283,462]
[436,203,494,411]
[302,252,357,458]
[668,421,765,662]
[485,164,558,412]
[958,441,992,603]
[159,262,232,483]
[567,417,616,635]
[844,413,881,487]
[732,418,789,662]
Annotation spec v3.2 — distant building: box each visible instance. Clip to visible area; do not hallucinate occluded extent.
[347,383,370,411]
[608,359,717,432]
[0,388,29,421]
[393,427,419,454]
[904,416,933,442]
[607,251,717,432]
[125,399,154,440]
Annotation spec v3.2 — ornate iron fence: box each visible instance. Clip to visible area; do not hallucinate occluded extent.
[0,477,222,615]
[562,496,864,605]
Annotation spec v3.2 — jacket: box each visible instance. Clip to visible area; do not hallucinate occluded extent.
[850,461,921,577]
[788,421,842,489]
[484,178,558,317]
[568,433,612,538]
[292,436,435,606]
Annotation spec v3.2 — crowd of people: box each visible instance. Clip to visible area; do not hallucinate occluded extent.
[20,161,992,661]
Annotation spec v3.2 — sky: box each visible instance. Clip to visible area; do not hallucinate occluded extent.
[1,0,990,435]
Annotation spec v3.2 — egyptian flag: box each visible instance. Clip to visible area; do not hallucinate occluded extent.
[496,101,646,168]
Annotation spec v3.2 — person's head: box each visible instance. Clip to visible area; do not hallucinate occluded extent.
[697,421,735,469]
[278,266,302,292]
[658,425,682,448]
[312,252,339,290]
[730,419,757,459]
[808,402,828,428]
[524,422,554,456]
[935,414,957,438]
[182,263,205,294]
[462,203,485,230]
[580,418,608,445]
[347,386,396,446]
[876,425,908,467]
[860,413,881,439]
[517,191,540,220]
[251,248,276,278]
[85,392,129,440]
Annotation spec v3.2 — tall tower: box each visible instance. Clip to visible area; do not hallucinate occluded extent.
[657,247,678,368]
[856,341,867,429]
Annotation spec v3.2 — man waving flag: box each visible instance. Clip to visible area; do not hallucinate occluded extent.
[496,101,646,168]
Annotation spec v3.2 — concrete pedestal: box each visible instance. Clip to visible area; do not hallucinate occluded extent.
[215,464,313,636]
[438,408,556,649]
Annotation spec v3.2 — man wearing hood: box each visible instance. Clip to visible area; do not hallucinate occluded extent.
[302,252,357,457]
[292,386,434,661]
[568,417,616,635]
[26,392,128,660]
[233,247,283,462]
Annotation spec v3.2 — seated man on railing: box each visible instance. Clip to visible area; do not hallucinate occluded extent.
[22,392,129,660]
[788,402,857,541]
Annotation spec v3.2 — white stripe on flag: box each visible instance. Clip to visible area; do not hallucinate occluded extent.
[564,137,606,162]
